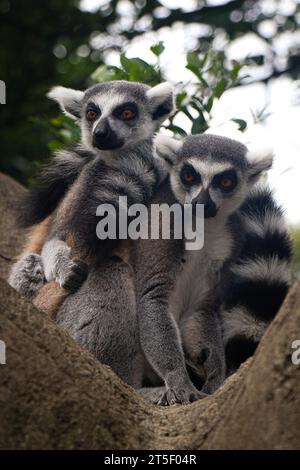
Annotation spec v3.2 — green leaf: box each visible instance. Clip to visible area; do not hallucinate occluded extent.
[187,52,198,67]
[120,54,160,84]
[230,60,244,81]
[120,53,132,72]
[92,64,129,82]
[48,140,64,151]
[91,65,119,82]
[205,95,214,113]
[166,124,188,137]
[176,91,188,108]
[191,113,208,134]
[186,52,203,80]
[231,118,247,131]
[150,41,165,57]
[214,78,227,99]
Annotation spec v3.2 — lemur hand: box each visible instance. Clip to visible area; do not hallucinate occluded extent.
[9,253,45,300]
[56,258,88,292]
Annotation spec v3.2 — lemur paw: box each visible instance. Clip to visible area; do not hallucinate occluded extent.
[9,254,45,300]
[158,382,206,406]
[187,346,226,395]
[57,259,88,292]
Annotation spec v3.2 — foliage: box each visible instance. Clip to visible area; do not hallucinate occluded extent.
[1,0,300,183]
[104,46,248,137]
[36,43,247,161]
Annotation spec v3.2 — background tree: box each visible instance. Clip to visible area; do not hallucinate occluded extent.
[1,0,300,183]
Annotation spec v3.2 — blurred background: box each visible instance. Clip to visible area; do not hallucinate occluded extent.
[0,0,300,273]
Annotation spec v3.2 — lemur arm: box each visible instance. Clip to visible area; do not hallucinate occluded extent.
[138,291,204,405]
[134,236,205,405]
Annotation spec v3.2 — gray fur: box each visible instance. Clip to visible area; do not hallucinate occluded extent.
[56,258,143,388]
[8,254,45,300]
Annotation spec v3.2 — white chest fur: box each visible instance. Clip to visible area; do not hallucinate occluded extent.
[170,217,233,322]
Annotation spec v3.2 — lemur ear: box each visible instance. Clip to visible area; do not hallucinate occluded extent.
[154,134,183,168]
[246,146,274,182]
[47,86,84,120]
[146,82,175,123]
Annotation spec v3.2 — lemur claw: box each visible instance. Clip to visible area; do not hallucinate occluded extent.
[157,384,206,406]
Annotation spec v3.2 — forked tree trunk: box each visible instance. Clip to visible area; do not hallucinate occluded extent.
[0,173,299,449]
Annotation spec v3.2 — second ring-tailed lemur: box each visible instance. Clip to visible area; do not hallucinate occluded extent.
[149,133,292,393]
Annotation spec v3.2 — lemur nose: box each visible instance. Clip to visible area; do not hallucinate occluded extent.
[92,118,123,150]
[192,190,218,218]
[94,123,110,139]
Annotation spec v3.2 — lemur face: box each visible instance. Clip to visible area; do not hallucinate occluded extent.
[155,133,273,219]
[47,81,174,153]
[173,157,245,218]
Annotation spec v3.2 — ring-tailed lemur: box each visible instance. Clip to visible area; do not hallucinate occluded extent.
[146,133,292,395]
[9,80,173,315]
[10,83,204,402]
[10,80,205,403]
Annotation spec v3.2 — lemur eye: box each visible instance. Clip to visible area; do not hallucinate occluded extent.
[86,110,98,121]
[214,170,238,192]
[220,177,233,188]
[120,109,136,120]
[180,166,199,185]
[182,172,195,183]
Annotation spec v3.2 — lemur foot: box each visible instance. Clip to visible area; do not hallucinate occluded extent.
[138,387,166,404]
[57,258,88,292]
[187,346,226,395]
[157,381,206,406]
[9,253,45,300]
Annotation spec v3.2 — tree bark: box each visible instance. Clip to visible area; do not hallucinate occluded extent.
[0,172,300,449]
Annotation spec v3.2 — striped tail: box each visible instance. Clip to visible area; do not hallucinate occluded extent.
[222,185,293,374]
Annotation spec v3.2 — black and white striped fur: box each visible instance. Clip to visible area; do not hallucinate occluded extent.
[221,186,293,374]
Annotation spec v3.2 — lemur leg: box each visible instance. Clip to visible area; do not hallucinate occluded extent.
[181,309,226,395]
[8,218,51,299]
[56,258,143,388]
[33,282,69,318]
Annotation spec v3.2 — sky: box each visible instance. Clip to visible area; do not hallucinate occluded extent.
[81,0,300,226]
